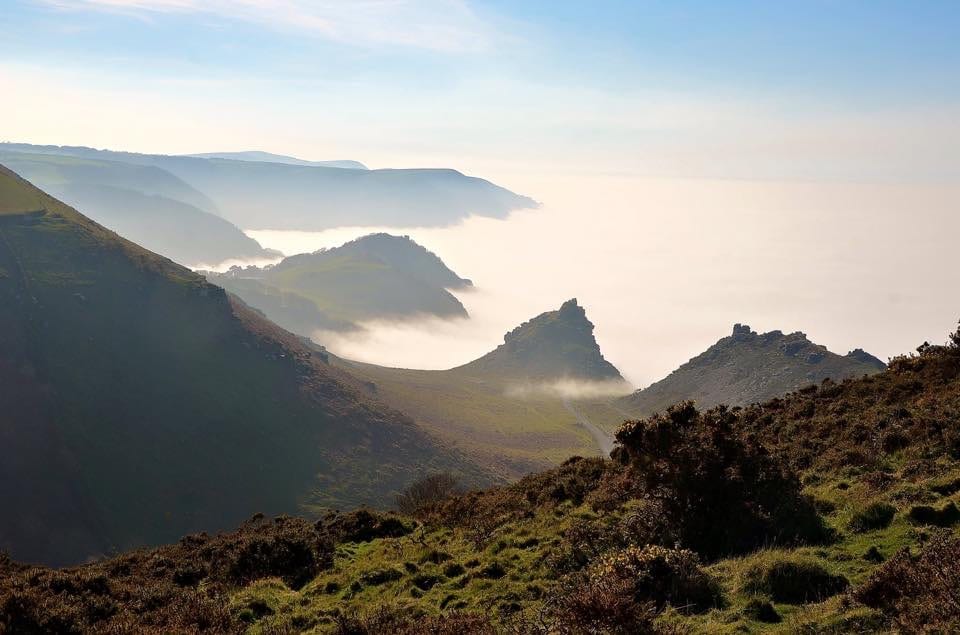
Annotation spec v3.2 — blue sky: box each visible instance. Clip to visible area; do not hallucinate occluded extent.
[2,1,959,183]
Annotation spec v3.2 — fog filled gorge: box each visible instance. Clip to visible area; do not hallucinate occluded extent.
[248,173,960,386]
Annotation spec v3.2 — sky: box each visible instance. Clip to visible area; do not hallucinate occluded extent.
[2,1,959,185]
[2,1,960,384]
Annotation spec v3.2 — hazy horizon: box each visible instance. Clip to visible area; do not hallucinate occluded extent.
[241,172,960,387]
[3,0,959,385]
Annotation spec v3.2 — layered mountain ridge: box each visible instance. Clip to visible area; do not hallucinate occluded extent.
[0,143,537,231]
[0,166,488,566]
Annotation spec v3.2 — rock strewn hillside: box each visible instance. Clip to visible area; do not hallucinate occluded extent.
[620,323,885,417]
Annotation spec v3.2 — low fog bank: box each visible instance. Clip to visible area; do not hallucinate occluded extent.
[190,254,284,273]
[505,379,634,401]
[249,174,960,386]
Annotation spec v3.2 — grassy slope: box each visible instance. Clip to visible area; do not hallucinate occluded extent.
[329,300,629,479]
[229,336,960,634]
[5,314,959,633]
[263,252,467,324]
[0,166,490,566]
[333,358,625,477]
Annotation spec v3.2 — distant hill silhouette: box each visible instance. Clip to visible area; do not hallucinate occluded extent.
[0,167,487,566]
[204,233,470,331]
[619,323,885,416]
[1,143,537,230]
[0,150,272,266]
[187,151,368,170]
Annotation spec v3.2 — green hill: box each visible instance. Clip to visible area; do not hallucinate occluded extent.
[205,233,470,330]
[456,298,622,381]
[331,300,629,478]
[1,143,537,230]
[619,323,885,417]
[0,166,490,566]
[0,150,272,266]
[6,321,960,633]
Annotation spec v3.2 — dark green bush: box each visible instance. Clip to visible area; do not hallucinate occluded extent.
[442,563,465,577]
[742,597,781,623]
[907,501,960,527]
[411,573,442,590]
[849,502,897,533]
[742,557,848,604]
[359,568,403,586]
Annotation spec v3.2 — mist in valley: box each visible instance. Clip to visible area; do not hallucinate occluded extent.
[248,173,960,387]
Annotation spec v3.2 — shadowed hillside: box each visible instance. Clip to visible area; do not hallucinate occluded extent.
[0,166,490,567]
[1,143,537,230]
[620,323,885,417]
[0,150,273,266]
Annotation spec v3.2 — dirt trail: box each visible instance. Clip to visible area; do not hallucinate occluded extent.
[563,399,615,456]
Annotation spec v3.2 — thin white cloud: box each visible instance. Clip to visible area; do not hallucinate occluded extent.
[35,0,492,52]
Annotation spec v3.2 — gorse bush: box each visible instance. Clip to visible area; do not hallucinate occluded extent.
[550,545,720,633]
[614,402,829,558]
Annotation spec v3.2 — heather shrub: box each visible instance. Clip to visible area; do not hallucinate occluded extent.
[321,509,413,543]
[548,545,720,634]
[332,606,495,635]
[614,402,830,558]
[854,532,960,631]
[395,472,460,515]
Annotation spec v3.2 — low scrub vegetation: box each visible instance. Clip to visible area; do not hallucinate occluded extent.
[3,322,960,632]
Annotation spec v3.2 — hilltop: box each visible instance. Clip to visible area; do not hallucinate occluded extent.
[457,299,622,381]
[0,167,489,566]
[0,143,537,230]
[620,323,885,417]
[204,233,470,332]
[6,320,960,633]
[332,300,629,477]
